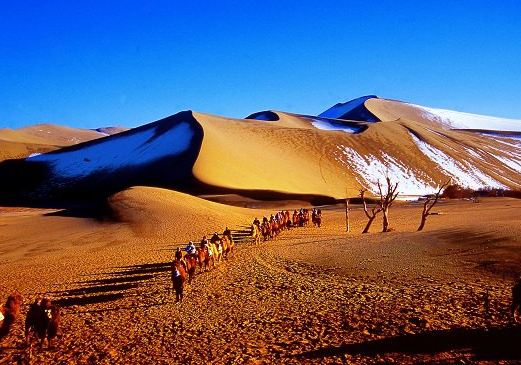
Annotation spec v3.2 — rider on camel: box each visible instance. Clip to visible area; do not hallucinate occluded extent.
[200,236,213,258]
[210,232,220,244]
[174,247,188,272]
[185,241,196,255]
[223,227,232,239]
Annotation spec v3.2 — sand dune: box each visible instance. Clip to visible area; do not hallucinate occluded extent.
[0,124,116,161]
[365,97,521,132]
[194,110,520,197]
[1,97,519,204]
[109,186,260,241]
[0,96,519,364]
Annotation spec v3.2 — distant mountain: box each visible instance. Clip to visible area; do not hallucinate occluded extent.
[0,124,112,161]
[0,97,519,205]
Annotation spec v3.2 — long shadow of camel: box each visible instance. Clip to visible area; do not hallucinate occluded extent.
[293,325,521,361]
[50,262,171,308]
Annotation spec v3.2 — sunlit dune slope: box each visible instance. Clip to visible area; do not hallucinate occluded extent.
[194,110,520,197]
[0,139,57,161]
[109,186,257,241]
[192,111,361,198]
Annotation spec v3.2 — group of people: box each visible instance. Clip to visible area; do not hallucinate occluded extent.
[170,228,236,302]
[251,208,322,243]
[170,208,324,302]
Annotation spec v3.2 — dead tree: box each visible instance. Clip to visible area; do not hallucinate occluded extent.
[360,189,382,233]
[417,180,450,231]
[377,177,399,232]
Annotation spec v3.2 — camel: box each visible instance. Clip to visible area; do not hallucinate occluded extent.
[25,298,60,349]
[185,253,198,284]
[251,224,261,244]
[171,259,187,302]
[0,291,23,340]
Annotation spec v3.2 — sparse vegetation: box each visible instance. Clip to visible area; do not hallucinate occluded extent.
[417,180,450,231]
[441,184,474,199]
[360,189,382,233]
[441,185,521,200]
[377,177,399,233]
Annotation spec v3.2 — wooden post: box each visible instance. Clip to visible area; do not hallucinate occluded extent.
[345,198,350,232]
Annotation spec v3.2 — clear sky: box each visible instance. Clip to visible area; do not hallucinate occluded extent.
[1,1,521,129]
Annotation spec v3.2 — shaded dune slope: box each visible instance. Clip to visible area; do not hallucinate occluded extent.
[319,95,380,122]
[0,112,203,203]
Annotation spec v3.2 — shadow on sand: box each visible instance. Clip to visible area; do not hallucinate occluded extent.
[293,325,521,361]
[51,262,172,308]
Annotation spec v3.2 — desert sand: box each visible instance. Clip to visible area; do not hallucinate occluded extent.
[1,191,520,364]
[0,98,520,363]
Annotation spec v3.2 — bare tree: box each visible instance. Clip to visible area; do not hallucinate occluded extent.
[360,189,382,233]
[377,177,399,232]
[417,180,450,231]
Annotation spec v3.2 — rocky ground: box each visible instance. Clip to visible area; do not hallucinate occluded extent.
[1,198,520,364]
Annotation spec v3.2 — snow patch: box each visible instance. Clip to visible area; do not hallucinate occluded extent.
[411,104,521,132]
[28,122,195,178]
[465,148,484,161]
[311,119,363,134]
[336,145,436,195]
[409,133,507,189]
[492,155,521,173]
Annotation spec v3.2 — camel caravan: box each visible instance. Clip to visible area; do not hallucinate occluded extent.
[170,228,236,303]
[0,208,323,349]
[171,208,323,302]
[250,208,322,244]
[0,292,60,350]
[3,205,521,352]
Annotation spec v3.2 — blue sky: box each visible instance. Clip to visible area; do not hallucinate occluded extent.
[1,1,520,129]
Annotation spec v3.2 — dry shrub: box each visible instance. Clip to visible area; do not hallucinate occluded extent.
[441,184,474,199]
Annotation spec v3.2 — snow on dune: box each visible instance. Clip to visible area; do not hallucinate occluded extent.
[412,104,521,132]
[335,145,436,195]
[489,135,521,148]
[311,118,364,134]
[28,122,195,178]
[409,133,507,189]
[492,155,521,173]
